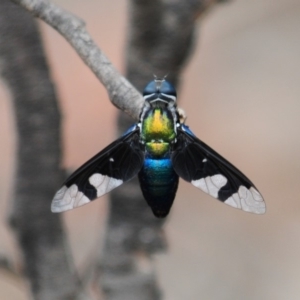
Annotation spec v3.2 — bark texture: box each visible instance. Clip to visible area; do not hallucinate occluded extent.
[0,1,89,299]
[11,0,144,120]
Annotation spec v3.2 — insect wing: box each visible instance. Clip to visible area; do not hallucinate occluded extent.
[171,125,265,214]
[51,127,144,212]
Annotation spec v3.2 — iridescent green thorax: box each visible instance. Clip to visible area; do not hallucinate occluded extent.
[141,108,176,157]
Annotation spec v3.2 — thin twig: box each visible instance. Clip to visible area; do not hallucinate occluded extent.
[11,0,144,120]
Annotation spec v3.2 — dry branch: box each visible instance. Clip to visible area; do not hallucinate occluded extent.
[11,0,144,120]
[0,1,92,298]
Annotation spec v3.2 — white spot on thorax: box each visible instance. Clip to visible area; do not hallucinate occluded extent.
[109,157,114,162]
[202,158,207,162]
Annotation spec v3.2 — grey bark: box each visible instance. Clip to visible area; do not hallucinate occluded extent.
[100,1,226,299]
[11,0,144,121]
[0,1,89,299]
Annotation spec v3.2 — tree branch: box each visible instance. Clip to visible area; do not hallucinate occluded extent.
[0,1,92,298]
[11,0,144,120]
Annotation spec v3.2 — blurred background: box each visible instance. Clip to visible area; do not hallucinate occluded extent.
[1,0,300,299]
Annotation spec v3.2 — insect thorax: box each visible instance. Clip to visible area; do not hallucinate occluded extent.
[140,107,177,157]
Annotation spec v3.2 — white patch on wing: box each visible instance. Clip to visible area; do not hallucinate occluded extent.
[192,178,208,193]
[224,186,265,214]
[224,193,242,209]
[192,174,227,198]
[211,174,227,188]
[51,185,90,213]
[191,173,265,214]
[89,173,122,197]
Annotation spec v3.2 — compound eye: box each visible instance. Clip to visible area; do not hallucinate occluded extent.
[160,81,177,98]
[143,81,157,96]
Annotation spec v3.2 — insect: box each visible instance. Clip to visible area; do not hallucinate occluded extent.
[51,78,265,218]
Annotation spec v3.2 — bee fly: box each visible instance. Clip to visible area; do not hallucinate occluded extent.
[51,78,265,217]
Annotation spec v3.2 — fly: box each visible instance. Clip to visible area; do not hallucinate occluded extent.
[51,78,265,217]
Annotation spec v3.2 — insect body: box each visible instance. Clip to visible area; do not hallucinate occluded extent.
[138,87,179,217]
[51,79,266,217]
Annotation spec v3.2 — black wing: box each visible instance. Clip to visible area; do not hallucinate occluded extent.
[171,125,265,214]
[51,126,144,212]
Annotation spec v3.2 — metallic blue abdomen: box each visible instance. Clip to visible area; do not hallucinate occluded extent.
[138,157,179,218]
